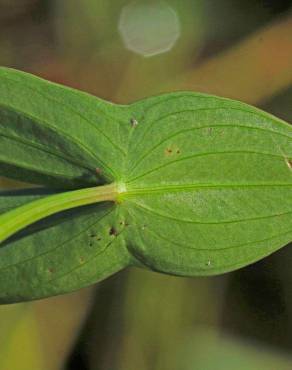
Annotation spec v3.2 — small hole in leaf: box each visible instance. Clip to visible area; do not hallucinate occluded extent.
[130,118,138,127]
[109,227,118,236]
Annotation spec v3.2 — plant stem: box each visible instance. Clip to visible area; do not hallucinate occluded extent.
[0,183,118,244]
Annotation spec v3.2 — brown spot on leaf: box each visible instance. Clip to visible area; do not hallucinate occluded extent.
[165,148,173,156]
[95,167,102,175]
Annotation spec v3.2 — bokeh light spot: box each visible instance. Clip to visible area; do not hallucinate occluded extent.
[118,1,181,57]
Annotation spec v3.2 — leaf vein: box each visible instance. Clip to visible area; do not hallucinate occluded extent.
[0,74,127,156]
[0,207,115,272]
[129,200,292,225]
[145,226,292,252]
[0,102,117,179]
[127,150,291,183]
[128,123,292,176]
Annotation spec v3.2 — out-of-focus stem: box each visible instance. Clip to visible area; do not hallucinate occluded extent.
[175,15,292,104]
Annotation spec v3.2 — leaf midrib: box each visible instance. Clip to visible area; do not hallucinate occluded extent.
[121,182,292,198]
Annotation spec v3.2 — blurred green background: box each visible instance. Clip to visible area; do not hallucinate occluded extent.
[0,1,292,369]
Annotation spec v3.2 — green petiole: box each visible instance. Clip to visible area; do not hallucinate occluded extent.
[0,183,118,244]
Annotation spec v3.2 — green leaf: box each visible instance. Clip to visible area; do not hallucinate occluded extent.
[0,184,118,243]
[0,67,132,188]
[123,93,292,275]
[0,188,61,215]
[0,67,292,302]
[0,189,130,303]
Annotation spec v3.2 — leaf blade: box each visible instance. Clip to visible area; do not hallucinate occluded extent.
[1,79,292,302]
[0,191,130,303]
[0,67,132,187]
[122,92,292,275]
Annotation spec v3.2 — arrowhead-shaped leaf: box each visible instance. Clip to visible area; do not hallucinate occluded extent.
[0,67,292,302]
